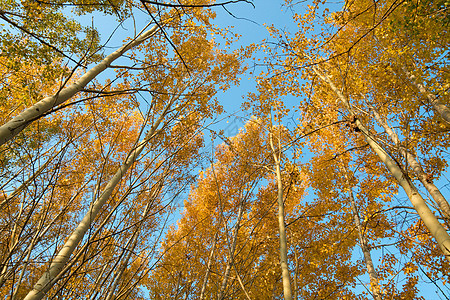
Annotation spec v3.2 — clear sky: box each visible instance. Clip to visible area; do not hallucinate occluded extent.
[209,0,300,131]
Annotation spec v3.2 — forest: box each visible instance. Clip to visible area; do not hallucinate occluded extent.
[0,0,449,299]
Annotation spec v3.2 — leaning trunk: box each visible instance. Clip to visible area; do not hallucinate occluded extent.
[348,188,382,300]
[312,64,450,261]
[371,107,450,221]
[340,165,382,300]
[400,66,450,124]
[0,23,161,146]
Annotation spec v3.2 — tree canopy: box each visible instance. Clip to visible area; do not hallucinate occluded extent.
[0,0,449,299]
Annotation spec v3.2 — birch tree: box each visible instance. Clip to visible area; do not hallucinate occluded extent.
[0,1,247,298]
[249,0,449,296]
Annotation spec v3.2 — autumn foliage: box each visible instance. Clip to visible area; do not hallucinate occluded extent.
[0,0,449,299]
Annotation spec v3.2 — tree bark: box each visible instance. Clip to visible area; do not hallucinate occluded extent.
[371,107,450,221]
[199,215,222,300]
[23,96,176,300]
[104,187,159,300]
[400,66,450,124]
[350,191,382,300]
[342,171,382,300]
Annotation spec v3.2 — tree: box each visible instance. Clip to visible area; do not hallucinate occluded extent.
[249,0,449,296]
[0,1,247,298]
[2,0,449,298]
[268,112,292,300]
[149,119,363,299]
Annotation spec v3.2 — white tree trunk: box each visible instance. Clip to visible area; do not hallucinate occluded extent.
[23,97,175,300]
[104,185,160,300]
[0,23,160,146]
[371,107,450,220]
[269,129,293,300]
[400,66,450,124]
[351,193,381,300]
[217,199,245,300]
[346,185,382,300]
[199,215,222,300]
[340,165,381,299]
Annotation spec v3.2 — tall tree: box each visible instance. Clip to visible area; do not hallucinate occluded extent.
[0,1,247,298]
[249,0,449,296]
[149,119,361,299]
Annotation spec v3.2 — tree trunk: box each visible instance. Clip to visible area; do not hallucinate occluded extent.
[269,129,293,300]
[371,107,450,221]
[23,97,176,300]
[104,188,159,300]
[0,23,161,146]
[350,191,382,300]
[400,66,450,124]
[339,163,382,300]
[312,65,450,262]
[217,199,245,300]
[199,215,222,300]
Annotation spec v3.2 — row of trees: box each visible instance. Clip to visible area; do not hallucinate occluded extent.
[0,0,246,298]
[149,0,450,298]
[0,0,448,299]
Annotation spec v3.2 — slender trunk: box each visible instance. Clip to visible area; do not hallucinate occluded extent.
[26,176,156,299]
[269,130,292,300]
[23,97,176,300]
[104,231,139,300]
[217,200,245,300]
[199,215,222,300]
[104,188,159,300]
[340,160,380,298]
[346,183,382,300]
[0,22,161,146]
[350,193,381,300]
[371,107,450,221]
[400,66,450,124]
[87,265,108,300]
[293,249,298,300]
[312,65,450,261]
